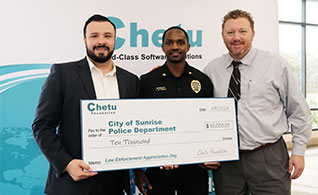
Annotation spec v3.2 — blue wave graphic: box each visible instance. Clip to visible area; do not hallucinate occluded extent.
[0,64,52,94]
[0,63,53,194]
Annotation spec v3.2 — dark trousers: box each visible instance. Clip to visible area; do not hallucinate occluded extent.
[213,137,291,195]
[145,164,208,195]
[89,171,127,195]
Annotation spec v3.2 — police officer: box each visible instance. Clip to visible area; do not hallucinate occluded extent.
[134,26,213,195]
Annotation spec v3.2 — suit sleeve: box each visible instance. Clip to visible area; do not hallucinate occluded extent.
[32,64,73,177]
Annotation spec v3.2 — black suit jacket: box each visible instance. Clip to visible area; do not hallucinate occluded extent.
[32,58,138,195]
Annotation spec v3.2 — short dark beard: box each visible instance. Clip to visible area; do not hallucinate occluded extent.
[86,46,114,63]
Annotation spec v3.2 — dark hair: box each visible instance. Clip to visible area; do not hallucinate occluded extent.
[83,14,116,37]
[162,26,189,45]
[222,9,254,30]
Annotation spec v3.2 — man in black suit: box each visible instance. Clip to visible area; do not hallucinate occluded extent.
[32,14,138,195]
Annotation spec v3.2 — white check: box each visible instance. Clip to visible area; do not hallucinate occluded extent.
[81,98,239,172]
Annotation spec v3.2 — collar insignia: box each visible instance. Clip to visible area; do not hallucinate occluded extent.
[155,86,167,92]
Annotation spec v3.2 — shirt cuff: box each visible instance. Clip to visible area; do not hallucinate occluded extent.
[291,142,307,156]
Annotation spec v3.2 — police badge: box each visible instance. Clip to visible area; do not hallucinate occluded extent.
[191,80,201,94]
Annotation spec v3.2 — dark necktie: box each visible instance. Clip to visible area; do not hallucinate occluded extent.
[228,61,242,148]
[227,61,242,101]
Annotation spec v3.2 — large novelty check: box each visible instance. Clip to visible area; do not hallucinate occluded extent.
[81,98,239,172]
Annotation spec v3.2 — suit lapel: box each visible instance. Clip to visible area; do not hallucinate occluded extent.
[116,66,127,99]
[76,58,96,99]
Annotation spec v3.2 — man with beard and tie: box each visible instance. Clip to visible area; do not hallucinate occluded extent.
[32,14,139,195]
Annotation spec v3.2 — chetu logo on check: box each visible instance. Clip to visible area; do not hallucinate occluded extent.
[87,103,117,112]
[109,16,203,50]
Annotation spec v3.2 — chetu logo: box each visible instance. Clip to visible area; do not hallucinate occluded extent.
[109,17,202,50]
[87,103,117,112]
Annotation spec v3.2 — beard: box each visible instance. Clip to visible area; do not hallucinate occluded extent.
[86,45,114,63]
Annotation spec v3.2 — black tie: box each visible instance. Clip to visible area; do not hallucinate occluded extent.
[228,61,242,148]
[228,61,242,101]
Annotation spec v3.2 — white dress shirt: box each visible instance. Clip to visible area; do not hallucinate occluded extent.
[87,57,120,99]
[203,47,312,156]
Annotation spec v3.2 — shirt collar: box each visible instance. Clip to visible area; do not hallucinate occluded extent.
[86,56,117,76]
[225,47,256,68]
[161,61,192,78]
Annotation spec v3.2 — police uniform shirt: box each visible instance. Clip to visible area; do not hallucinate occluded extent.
[140,62,213,98]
